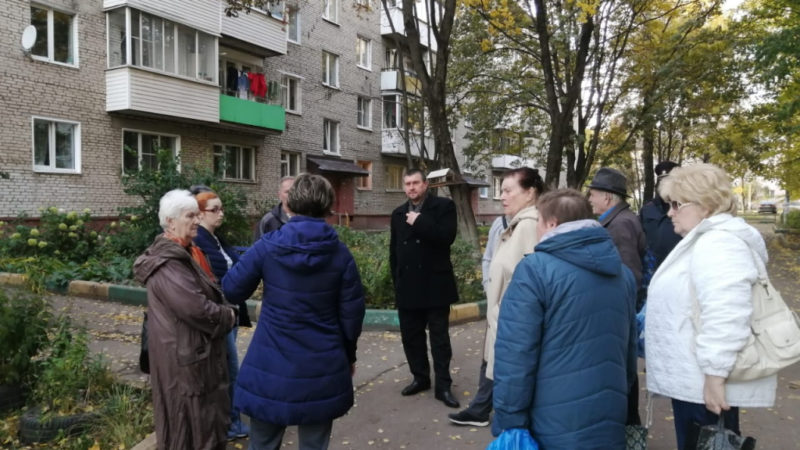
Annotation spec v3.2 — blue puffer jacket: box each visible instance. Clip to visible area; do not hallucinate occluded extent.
[493,225,637,449]
[221,216,366,426]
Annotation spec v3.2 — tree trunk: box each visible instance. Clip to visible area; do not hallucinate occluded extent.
[641,121,655,202]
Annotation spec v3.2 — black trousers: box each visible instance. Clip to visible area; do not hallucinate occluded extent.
[398,307,453,391]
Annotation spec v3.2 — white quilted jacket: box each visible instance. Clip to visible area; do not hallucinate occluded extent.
[645,214,776,406]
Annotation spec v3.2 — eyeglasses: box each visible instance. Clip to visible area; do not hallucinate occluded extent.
[204,207,224,213]
[669,200,692,211]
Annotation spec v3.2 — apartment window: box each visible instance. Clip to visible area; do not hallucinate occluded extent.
[30,5,76,65]
[286,8,300,43]
[107,8,216,83]
[32,117,80,173]
[356,0,370,6]
[280,152,301,177]
[383,95,404,129]
[492,175,503,199]
[356,37,371,69]
[281,75,301,113]
[386,165,404,190]
[322,51,339,87]
[266,0,285,20]
[356,161,372,190]
[213,144,255,181]
[357,97,372,129]
[122,130,178,172]
[323,119,340,154]
[479,186,489,199]
[322,0,339,23]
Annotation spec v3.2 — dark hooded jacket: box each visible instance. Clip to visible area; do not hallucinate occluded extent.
[222,216,366,426]
[193,226,251,327]
[133,235,236,450]
[492,225,637,449]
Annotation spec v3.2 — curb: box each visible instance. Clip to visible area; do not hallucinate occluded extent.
[0,273,487,329]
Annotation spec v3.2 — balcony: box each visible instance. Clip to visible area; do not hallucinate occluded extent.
[382,129,435,160]
[381,6,436,51]
[106,67,219,123]
[381,69,421,95]
[219,94,285,131]
[220,2,287,56]
[491,154,536,170]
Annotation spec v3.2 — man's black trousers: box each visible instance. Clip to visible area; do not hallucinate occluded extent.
[398,306,453,390]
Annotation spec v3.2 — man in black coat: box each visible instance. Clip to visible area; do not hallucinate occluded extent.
[253,176,294,240]
[390,169,460,408]
[640,161,682,270]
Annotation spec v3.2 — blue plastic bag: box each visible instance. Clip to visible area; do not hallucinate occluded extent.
[487,428,539,450]
[636,303,646,359]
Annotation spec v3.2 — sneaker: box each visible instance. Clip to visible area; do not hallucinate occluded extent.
[448,409,490,427]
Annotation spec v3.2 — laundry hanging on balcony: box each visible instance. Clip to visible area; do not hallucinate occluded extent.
[248,72,267,98]
[237,72,250,99]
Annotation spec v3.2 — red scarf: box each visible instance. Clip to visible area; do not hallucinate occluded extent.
[163,233,216,282]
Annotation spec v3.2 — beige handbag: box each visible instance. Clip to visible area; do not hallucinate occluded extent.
[691,247,800,382]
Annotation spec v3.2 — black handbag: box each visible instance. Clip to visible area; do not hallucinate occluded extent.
[139,312,150,374]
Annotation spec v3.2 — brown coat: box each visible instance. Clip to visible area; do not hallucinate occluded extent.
[134,235,236,450]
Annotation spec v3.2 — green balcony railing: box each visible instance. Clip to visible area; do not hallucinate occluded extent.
[219,94,285,131]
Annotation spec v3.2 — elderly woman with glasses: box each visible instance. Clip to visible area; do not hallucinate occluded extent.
[645,164,776,449]
[192,190,252,441]
[222,173,366,450]
[134,189,237,450]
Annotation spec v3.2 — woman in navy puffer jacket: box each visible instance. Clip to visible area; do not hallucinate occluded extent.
[222,174,365,450]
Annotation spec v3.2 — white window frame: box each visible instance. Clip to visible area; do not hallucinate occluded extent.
[385,165,404,191]
[121,129,180,173]
[479,186,489,199]
[280,151,301,177]
[106,7,217,84]
[356,160,372,190]
[281,74,302,114]
[382,94,404,129]
[322,51,339,88]
[356,37,371,70]
[30,4,79,67]
[357,96,372,130]
[492,175,503,199]
[322,0,339,23]
[286,7,300,44]
[355,0,371,6]
[213,144,255,182]
[323,119,340,155]
[31,116,81,174]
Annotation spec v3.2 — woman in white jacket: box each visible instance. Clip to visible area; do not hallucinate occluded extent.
[645,163,776,449]
[448,167,544,428]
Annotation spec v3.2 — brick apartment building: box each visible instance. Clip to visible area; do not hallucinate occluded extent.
[0,0,513,230]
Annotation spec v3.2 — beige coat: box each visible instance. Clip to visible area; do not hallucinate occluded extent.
[484,205,539,379]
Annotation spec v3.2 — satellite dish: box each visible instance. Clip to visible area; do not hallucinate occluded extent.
[21,25,37,53]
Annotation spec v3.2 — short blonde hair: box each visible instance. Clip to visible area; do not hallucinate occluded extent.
[658,163,737,216]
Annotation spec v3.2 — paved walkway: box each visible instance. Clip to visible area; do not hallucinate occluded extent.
[32,222,800,449]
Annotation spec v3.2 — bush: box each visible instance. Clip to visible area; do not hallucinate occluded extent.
[337,228,483,309]
[32,318,114,415]
[786,210,800,230]
[108,149,252,257]
[0,290,51,386]
[0,208,100,262]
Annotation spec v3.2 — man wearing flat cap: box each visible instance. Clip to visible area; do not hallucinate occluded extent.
[587,167,646,427]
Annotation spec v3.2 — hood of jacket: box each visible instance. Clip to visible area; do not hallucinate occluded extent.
[133,234,192,285]
[534,222,622,277]
[263,216,341,272]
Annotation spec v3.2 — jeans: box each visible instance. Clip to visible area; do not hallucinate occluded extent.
[248,417,333,450]
[671,398,740,450]
[226,327,247,435]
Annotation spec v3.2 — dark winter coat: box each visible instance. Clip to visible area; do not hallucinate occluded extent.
[389,195,459,309]
[639,195,681,269]
[133,235,236,450]
[253,203,289,240]
[193,226,251,327]
[600,201,646,287]
[222,216,365,426]
[493,225,637,449]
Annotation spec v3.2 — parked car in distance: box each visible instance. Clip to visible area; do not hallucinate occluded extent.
[758,201,777,214]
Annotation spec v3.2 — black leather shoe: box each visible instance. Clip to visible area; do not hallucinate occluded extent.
[435,389,460,408]
[401,380,431,396]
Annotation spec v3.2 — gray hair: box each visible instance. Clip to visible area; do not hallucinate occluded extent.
[287,173,334,218]
[279,175,295,186]
[158,189,199,229]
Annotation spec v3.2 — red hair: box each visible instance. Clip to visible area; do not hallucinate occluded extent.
[195,191,219,211]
